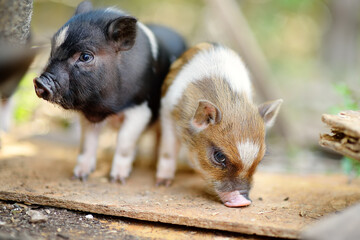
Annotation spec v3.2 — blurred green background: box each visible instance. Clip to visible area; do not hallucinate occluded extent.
[11,0,360,174]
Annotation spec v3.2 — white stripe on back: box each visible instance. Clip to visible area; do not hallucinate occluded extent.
[162,46,252,111]
[137,22,158,61]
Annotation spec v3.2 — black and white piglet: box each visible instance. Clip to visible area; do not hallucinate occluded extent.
[33,1,186,182]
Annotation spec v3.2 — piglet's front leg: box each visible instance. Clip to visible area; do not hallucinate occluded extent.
[0,97,15,132]
[156,111,179,187]
[73,115,104,181]
[110,102,151,184]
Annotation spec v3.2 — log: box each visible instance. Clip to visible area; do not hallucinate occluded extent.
[319,110,360,161]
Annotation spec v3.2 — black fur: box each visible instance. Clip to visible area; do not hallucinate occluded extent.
[34,4,186,123]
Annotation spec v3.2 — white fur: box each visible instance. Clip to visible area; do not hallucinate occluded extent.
[237,140,260,169]
[156,109,179,179]
[104,7,125,14]
[55,25,69,50]
[137,22,158,61]
[162,46,252,112]
[74,115,105,178]
[0,96,15,132]
[111,102,152,179]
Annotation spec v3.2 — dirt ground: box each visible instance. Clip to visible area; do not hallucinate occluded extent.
[0,200,272,240]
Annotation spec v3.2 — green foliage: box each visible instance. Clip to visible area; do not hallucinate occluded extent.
[241,0,325,80]
[330,83,359,114]
[14,72,40,123]
[341,156,360,176]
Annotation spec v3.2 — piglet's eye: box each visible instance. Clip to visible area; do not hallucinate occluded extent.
[79,52,94,63]
[213,150,227,167]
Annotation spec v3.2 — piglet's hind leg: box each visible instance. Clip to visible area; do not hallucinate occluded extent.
[110,102,151,183]
[73,115,104,181]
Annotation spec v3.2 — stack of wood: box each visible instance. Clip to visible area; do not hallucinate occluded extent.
[320,110,360,161]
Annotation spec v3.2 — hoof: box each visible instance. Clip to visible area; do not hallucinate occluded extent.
[156,178,173,187]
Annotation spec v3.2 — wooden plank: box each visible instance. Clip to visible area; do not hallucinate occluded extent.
[1,135,360,239]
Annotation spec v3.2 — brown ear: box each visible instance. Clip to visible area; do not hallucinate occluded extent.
[74,1,93,15]
[258,99,283,128]
[107,16,137,51]
[191,100,222,131]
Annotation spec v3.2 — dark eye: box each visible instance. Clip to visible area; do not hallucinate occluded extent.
[79,52,94,63]
[213,150,227,167]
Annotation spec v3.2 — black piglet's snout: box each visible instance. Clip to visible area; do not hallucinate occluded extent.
[33,74,54,100]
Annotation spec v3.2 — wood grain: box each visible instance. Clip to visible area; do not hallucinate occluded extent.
[1,135,360,239]
[320,110,360,160]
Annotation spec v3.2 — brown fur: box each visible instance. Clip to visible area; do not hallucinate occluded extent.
[161,42,213,97]
[158,43,282,203]
[171,73,265,191]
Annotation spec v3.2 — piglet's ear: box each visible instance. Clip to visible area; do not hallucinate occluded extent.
[74,1,93,15]
[258,99,283,128]
[107,16,137,51]
[191,100,222,132]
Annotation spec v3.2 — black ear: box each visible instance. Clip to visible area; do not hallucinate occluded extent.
[75,1,93,15]
[107,16,137,51]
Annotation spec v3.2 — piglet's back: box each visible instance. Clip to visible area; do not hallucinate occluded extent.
[161,42,213,97]
[161,42,254,113]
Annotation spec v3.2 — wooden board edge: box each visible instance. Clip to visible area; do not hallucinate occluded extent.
[0,191,299,239]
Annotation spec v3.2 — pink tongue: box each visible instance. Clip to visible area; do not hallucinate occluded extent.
[218,191,252,208]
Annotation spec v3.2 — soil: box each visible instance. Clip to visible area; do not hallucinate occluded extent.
[0,200,270,240]
[0,200,126,240]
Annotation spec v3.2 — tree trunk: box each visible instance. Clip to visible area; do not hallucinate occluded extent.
[206,0,289,140]
[0,0,33,44]
[322,0,360,82]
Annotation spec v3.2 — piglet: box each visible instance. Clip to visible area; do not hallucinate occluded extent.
[157,43,282,207]
[33,1,186,182]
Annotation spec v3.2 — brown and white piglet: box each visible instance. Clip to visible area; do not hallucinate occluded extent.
[156,43,282,207]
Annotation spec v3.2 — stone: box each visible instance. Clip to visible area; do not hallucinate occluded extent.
[27,210,48,223]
